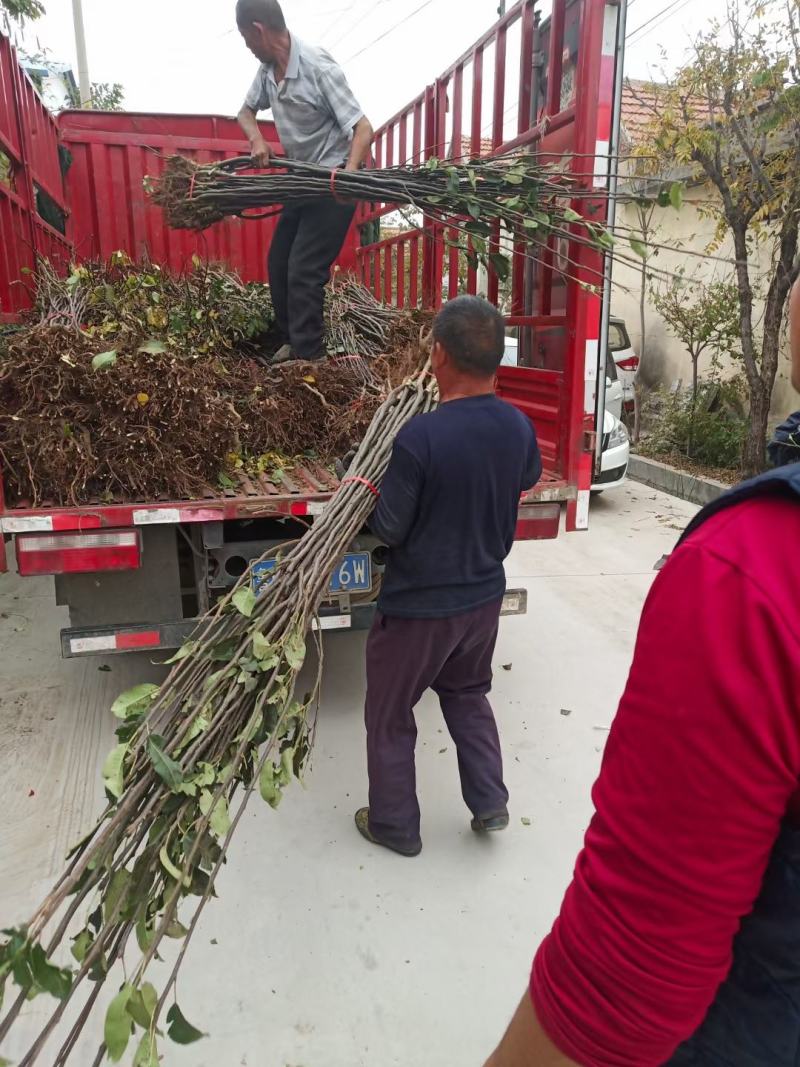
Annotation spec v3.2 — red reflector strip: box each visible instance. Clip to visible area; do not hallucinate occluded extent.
[52,513,102,531]
[116,630,160,650]
[16,531,141,577]
[290,502,309,516]
[617,357,640,370]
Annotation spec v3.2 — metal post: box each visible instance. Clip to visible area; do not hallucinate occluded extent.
[594,0,628,471]
[498,0,506,15]
[71,0,92,108]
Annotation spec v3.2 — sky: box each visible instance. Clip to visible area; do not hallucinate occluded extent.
[11,0,731,128]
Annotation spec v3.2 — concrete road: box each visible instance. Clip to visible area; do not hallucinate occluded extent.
[0,484,697,1067]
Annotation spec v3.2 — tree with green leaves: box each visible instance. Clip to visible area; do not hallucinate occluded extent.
[636,0,800,475]
[67,79,125,111]
[653,276,741,400]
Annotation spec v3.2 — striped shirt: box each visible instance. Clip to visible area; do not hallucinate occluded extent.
[244,36,364,168]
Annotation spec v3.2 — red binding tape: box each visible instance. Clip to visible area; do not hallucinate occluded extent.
[341,476,380,498]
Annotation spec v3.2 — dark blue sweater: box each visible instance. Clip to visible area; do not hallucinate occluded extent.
[369,393,541,618]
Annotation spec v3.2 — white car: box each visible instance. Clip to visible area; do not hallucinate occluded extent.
[592,409,630,492]
[608,317,639,414]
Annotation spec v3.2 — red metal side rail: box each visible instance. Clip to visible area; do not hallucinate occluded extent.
[355,0,622,532]
[58,111,360,279]
[0,32,72,320]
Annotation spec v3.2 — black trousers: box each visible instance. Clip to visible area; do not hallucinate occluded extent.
[267,197,356,359]
[364,600,509,851]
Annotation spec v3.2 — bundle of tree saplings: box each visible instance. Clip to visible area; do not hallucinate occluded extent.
[0,257,419,507]
[148,154,615,279]
[0,348,436,1067]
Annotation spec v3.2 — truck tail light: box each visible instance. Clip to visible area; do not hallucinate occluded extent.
[16,530,141,576]
[617,355,640,371]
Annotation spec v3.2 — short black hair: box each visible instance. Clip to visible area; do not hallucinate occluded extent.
[433,296,506,377]
[236,0,286,31]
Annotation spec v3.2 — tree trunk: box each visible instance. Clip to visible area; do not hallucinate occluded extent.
[742,382,770,478]
[688,354,700,458]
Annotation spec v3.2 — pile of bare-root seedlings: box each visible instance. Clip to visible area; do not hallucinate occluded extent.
[0,344,437,1067]
[0,257,423,507]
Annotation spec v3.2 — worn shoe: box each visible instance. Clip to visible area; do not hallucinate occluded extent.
[270,343,294,365]
[470,810,510,833]
[354,807,422,857]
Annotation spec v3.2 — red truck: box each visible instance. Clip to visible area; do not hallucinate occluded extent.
[0,0,626,657]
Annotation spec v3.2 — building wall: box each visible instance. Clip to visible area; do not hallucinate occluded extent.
[610,185,799,422]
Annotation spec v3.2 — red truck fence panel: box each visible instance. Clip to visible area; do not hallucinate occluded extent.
[356,0,622,530]
[0,32,72,320]
[58,111,359,280]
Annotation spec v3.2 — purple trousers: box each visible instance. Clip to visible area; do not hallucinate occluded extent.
[364,598,509,849]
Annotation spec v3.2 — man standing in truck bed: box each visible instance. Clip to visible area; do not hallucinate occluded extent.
[236,0,373,363]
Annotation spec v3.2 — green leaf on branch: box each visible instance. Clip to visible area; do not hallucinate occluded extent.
[70,929,93,964]
[133,1031,159,1067]
[164,641,197,664]
[232,586,257,618]
[127,982,158,1029]
[111,683,159,720]
[251,630,271,659]
[562,207,582,223]
[284,628,306,671]
[148,735,184,792]
[629,235,648,259]
[175,710,211,755]
[596,230,615,251]
[92,350,117,371]
[489,253,510,281]
[105,983,134,1062]
[104,868,133,923]
[159,843,192,887]
[167,1003,206,1044]
[102,743,129,800]
[135,917,155,954]
[29,945,72,1000]
[259,764,283,809]
[669,182,683,211]
[166,919,189,939]
[199,790,232,838]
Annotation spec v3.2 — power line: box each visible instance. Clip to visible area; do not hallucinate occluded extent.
[627,0,692,42]
[344,0,438,63]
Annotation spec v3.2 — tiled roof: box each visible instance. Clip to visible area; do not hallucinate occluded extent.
[621,78,709,147]
[450,135,496,160]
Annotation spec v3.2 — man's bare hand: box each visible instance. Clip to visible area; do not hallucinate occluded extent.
[250,136,271,168]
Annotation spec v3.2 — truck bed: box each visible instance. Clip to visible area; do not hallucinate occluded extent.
[0,463,570,559]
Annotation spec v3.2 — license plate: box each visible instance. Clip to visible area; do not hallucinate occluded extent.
[251,551,372,596]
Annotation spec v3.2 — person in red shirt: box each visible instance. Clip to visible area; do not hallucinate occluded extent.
[484,277,800,1067]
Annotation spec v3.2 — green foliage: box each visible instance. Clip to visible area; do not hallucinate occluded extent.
[641,378,749,470]
[66,81,125,112]
[1,0,44,23]
[40,253,274,359]
[652,278,741,392]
